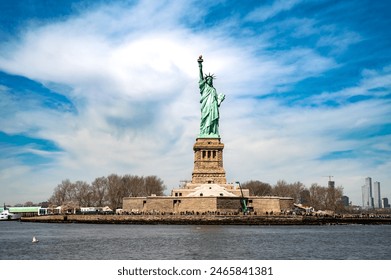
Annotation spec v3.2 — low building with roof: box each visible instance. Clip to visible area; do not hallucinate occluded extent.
[0,206,47,217]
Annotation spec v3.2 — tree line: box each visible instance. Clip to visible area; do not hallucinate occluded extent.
[241,180,344,211]
[48,174,166,210]
[48,175,343,212]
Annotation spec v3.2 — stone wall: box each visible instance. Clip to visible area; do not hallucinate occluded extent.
[279,197,294,211]
[250,197,284,214]
[123,197,146,213]
[123,195,293,215]
[216,197,242,212]
[123,196,242,214]
[144,197,173,213]
[123,196,219,213]
[178,197,217,213]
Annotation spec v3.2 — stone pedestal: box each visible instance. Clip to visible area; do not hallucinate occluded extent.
[191,138,227,184]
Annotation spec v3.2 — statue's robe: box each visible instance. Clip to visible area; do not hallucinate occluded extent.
[199,79,225,137]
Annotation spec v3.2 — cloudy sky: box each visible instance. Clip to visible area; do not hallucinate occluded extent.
[1,0,390,206]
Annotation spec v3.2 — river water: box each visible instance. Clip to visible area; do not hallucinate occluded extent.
[0,221,390,260]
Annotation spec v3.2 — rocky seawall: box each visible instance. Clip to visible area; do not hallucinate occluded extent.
[21,214,391,225]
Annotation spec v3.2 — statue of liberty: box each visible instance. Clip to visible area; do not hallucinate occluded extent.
[197,55,225,138]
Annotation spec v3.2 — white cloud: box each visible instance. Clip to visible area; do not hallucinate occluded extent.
[0,1,389,205]
[223,108,388,205]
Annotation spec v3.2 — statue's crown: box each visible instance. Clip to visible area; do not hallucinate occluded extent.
[204,73,216,79]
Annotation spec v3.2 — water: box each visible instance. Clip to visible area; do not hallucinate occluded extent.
[0,221,390,260]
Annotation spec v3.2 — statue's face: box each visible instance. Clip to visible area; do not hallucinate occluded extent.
[206,77,213,86]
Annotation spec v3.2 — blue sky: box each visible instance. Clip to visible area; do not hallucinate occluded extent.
[0,0,390,206]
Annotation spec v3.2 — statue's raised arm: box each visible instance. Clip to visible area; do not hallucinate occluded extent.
[196,55,225,139]
[198,55,204,81]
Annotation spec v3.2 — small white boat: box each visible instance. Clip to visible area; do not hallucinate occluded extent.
[0,208,22,221]
[32,236,39,243]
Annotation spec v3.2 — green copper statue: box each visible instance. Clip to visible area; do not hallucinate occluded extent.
[197,55,225,138]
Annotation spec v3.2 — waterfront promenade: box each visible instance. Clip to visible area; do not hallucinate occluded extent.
[21,214,391,225]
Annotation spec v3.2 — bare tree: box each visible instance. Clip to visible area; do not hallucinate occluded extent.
[74,181,92,206]
[232,178,347,212]
[144,175,166,196]
[272,180,305,203]
[124,175,144,197]
[289,181,304,203]
[309,183,328,210]
[241,180,272,196]
[326,185,344,211]
[272,180,289,197]
[64,181,77,203]
[49,179,73,205]
[91,176,108,207]
[106,174,124,210]
[23,201,35,207]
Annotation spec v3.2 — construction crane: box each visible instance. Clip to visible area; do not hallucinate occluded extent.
[323,176,335,188]
[179,180,190,187]
[323,175,334,181]
[235,181,248,214]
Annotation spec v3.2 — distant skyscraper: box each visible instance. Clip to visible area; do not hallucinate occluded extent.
[373,181,381,208]
[362,177,373,209]
[362,185,369,208]
[382,198,390,208]
[328,179,336,206]
[341,196,349,207]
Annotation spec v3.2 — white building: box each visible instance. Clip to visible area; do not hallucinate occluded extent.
[362,177,373,209]
[373,181,381,208]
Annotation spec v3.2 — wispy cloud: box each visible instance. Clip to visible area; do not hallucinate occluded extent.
[305,65,391,106]
[245,0,302,22]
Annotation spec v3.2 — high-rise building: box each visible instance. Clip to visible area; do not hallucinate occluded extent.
[341,196,349,207]
[328,179,336,206]
[362,177,373,209]
[382,198,390,208]
[373,181,381,208]
[362,185,369,208]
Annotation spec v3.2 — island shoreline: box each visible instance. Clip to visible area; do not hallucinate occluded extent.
[20,214,391,225]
